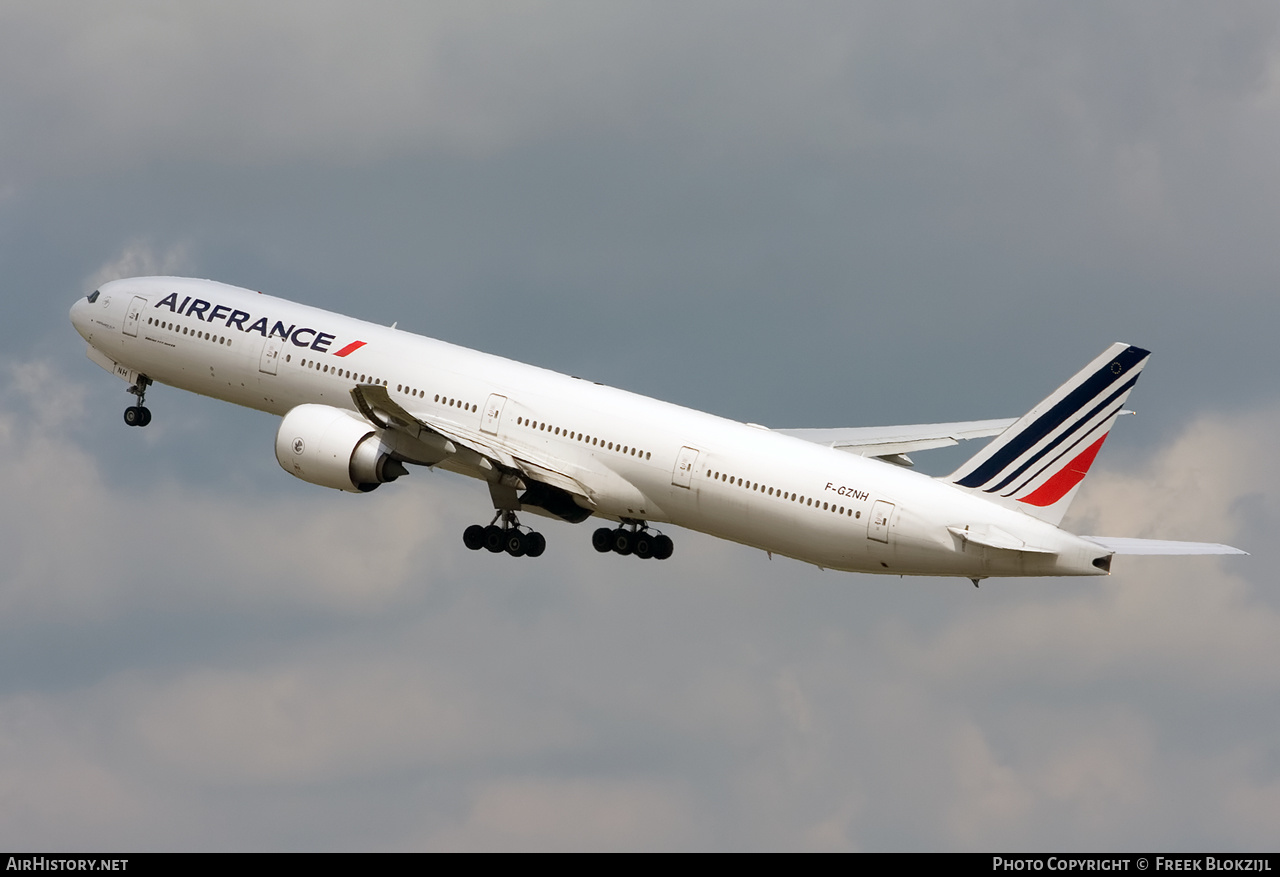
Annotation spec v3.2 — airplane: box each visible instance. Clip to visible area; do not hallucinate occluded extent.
[69,276,1244,583]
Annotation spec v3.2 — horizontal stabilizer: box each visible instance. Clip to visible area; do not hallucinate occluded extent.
[1082,536,1248,556]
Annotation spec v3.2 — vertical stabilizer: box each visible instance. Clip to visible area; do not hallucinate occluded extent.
[946,343,1150,525]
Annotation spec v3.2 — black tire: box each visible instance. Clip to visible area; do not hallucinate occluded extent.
[504,531,526,557]
[592,527,614,553]
[612,529,634,556]
[653,534,674,560]
[525,532,546,558]
[138,406,152,427]
[463,524,486,550]
[124,406,141,426]
[633,532,654,559]
[483,525,505,553]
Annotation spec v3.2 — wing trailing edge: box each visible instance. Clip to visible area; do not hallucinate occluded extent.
[350,383,598,507]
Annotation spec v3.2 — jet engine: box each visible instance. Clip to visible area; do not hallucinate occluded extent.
[275,404,408,493]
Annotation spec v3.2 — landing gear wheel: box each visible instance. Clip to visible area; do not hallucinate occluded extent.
[504,530,526,557]
[612,528,634,556]
[124,406,151,427]
[633,532,654,559]
[124,376,153,427]
[124,406,142,427]
[525,532,546,558]
[592,527,614,553]
[483,525,505,553]
[469,509,545,559]
[653,534,674,560]
[463,524,485,550]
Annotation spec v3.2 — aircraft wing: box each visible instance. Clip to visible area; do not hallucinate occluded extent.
[1081,537,1248,556]
[776,418,1016,465]
[350,384,597,506]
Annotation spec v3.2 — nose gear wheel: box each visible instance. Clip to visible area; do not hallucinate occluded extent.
[123,376,153,427]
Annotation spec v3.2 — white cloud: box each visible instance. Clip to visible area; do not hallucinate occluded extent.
[84,240,193,291]
[422,777,700,851]
[123,655,583,785]
[0,358,461,622]
[884,407,1278,697]
[0,694,160,849]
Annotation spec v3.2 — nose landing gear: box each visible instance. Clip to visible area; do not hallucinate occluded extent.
[124,376,153,427]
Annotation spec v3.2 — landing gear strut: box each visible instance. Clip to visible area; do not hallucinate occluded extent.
[123,376,153,427]
[463,510,546,558]
[592,522,673,560]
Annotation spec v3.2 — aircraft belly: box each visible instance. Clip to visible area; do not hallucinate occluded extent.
[671,481,864,570]
[116,329,279,415]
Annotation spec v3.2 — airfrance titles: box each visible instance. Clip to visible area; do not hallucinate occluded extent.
[152,292,363,355]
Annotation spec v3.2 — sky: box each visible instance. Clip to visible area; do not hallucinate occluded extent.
[1,1,1277,851]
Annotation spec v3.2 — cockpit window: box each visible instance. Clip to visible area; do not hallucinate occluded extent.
[87,290,100,303]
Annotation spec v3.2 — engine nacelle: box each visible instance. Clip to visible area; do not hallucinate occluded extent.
[275,404,408,493]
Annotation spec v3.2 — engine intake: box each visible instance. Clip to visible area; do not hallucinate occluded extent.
[275,404,408,492]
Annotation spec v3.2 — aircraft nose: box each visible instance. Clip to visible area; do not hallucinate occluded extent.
[70,295,91,340]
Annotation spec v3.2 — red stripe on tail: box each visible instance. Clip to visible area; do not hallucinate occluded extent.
[1017,435,1108,508]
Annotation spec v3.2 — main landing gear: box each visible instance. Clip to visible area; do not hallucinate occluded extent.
[592,523,673,560]
[463,510,546,558]
[123,376,153,427]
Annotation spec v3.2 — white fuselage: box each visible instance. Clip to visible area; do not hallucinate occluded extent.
[71,277,1110,578]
